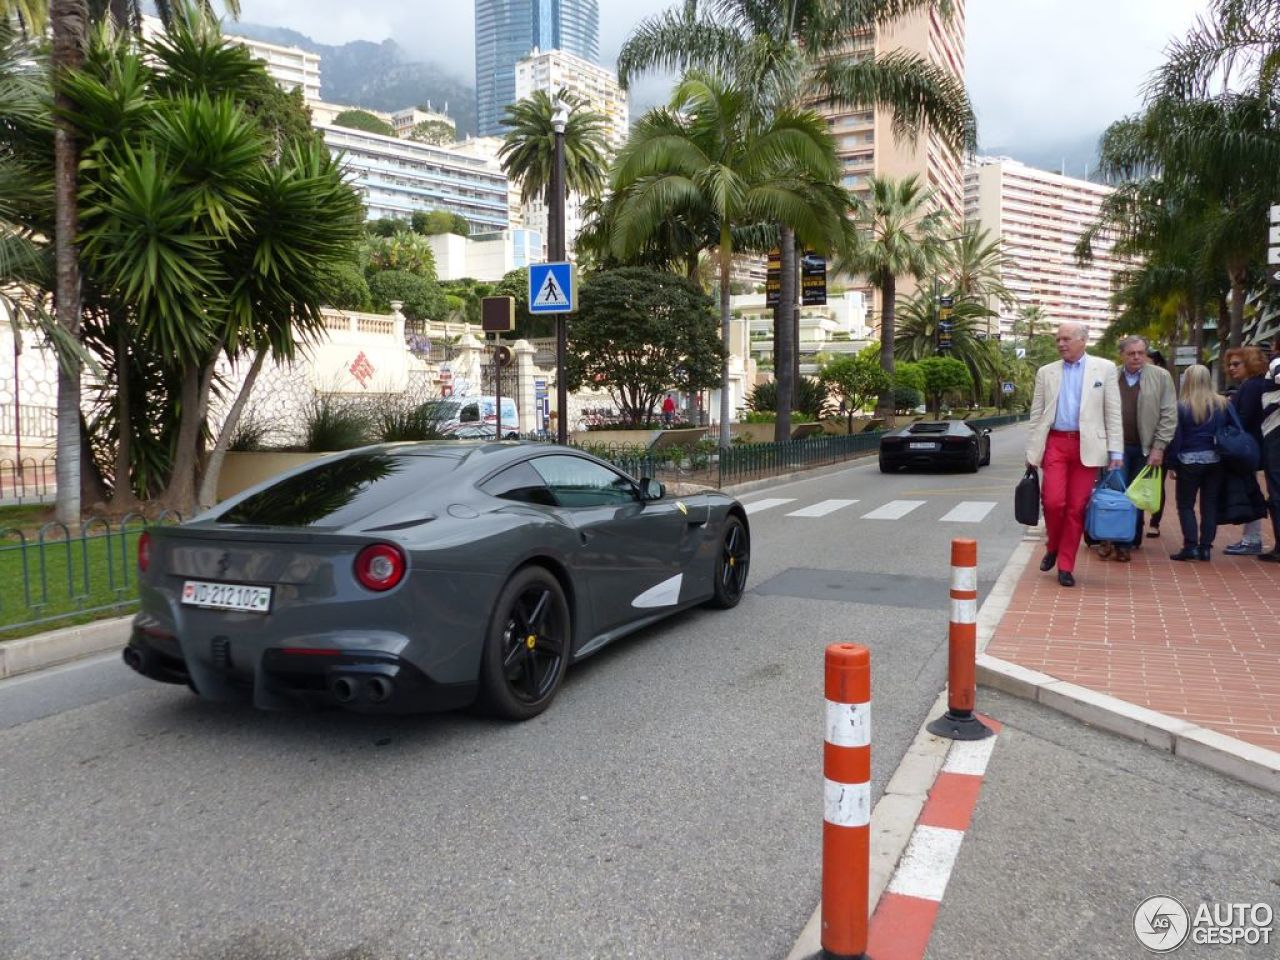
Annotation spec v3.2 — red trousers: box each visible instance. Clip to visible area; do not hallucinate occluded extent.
[1041,431,1098,574]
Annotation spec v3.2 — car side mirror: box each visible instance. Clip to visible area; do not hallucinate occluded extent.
[639,477,665,501]
[983,429,992,436]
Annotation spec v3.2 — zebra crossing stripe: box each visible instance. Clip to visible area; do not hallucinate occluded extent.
[939,501,998,523]
[744,498,796,515]
[786,499,859,518]
[861,500,926,520]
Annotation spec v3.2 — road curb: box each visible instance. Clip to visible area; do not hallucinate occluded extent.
[976,528,1280,794]
[0,616,132,680]
[977,654,1280,794]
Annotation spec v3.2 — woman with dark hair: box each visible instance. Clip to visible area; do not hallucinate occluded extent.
[1166,364,1232,561]
[1222,347,1270,554]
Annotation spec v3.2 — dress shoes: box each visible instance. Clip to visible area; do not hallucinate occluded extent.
[1057,570,1075,587]
[1039,551,1058,572]
[1171,547,1199,561]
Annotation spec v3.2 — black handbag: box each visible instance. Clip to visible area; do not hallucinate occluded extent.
[1015,467,1041,526]
[1216,403,1261,473]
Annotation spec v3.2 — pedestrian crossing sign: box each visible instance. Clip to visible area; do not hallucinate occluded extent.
[528,262,576,314]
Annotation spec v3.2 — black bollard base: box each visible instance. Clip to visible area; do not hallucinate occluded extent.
[927,709,994,741]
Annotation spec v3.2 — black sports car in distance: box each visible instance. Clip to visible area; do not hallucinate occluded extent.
[879,421,991,473]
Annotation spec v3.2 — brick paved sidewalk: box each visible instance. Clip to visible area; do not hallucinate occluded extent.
[986,513,1280,753]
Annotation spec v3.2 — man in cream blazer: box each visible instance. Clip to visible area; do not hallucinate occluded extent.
[1025,322,1124,586]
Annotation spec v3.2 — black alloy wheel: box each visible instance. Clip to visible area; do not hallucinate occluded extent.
[965,445,981,473]
[708,516,750,609]
[480,567,570,720]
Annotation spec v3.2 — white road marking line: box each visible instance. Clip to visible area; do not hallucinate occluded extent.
[942,736,999,776]
[861,500,926,520]
[786,499,860,518]
[885,824,965,902]
[744,498,796,515]
[939,501,998,523]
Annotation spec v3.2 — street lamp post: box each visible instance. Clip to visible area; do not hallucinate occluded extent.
[551,100,569,444]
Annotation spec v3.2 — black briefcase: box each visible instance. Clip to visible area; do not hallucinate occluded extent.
[1015,467,1041,526]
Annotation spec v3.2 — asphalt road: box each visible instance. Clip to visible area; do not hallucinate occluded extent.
[0,426,1033,960]
[928,690,1280,960]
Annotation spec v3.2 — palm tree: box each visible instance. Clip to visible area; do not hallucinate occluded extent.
[942,226,1015,319]
[497,88,608,256]
[610,73,846,447]
[617,0,976,440]
[841,174,946,417]
[3,0,240,522]
[1081,94,1280,352]
[893,289,1000,401]
[1154,0,1280,100]
[66,11,361,513]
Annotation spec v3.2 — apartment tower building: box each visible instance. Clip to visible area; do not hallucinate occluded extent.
[964,156,1124,342]
[474,0,600,137]
[513,47,628,257]
[817,2,966,319]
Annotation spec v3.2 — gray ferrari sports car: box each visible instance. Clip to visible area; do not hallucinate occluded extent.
[124,442,750,719]
[878,420,992,473]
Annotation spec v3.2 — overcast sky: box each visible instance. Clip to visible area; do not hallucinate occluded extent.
[236,0,1211,149]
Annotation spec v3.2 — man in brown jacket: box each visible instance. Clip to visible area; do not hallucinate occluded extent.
[1101,336,1178,560]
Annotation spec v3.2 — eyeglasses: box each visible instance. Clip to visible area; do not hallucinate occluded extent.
[1227,361,1243,367]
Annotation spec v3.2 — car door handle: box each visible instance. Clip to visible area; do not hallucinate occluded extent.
[579,531,590,544]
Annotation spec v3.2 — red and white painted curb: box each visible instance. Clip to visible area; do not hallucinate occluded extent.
[865,716,1003,960]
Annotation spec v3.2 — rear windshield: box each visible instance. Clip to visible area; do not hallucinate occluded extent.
[908,423,950,434]
[218,452,457,528]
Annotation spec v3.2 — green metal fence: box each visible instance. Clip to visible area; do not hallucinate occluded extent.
[0,513,180,636]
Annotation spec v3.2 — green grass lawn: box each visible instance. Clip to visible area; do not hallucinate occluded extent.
[0,515,145,641]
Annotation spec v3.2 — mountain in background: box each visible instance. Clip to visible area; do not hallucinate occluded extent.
[228,22,478,135]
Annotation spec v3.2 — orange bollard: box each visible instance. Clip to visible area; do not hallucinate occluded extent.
[928,538,993,741]
[822,643,870,960]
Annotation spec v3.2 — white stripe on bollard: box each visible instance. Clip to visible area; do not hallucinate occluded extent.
[826,699,871,748]
[823,778,872,828]
[950,566,977,592]
[949,598,978,624]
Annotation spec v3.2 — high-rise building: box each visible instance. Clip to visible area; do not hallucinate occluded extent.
[513,47,627,257]
[816,3,967,324]
[965,156,1126,342]
[474,0,600,137]
[514,48,628,150]
[318,125,510,234]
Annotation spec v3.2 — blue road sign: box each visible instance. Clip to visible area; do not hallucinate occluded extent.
[528,262,575,314]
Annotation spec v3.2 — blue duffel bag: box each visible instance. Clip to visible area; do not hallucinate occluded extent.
[1085,469,1138,543]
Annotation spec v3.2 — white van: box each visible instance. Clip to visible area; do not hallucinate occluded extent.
[445,395,520,438]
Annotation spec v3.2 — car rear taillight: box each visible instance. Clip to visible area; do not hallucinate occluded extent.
[138,531,151,573]
[354,543,406,592]
[943,436,969,447]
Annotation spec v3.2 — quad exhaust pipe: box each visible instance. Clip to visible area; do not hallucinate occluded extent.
[122,647,145,673]
[330,676,359,703]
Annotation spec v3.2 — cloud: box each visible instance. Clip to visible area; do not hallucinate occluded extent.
[236,0,1213,145]
[966,0,1207,146]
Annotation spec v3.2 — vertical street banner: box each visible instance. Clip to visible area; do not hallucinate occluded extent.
[937,295,955,353]
[766,247,781,307]
[800,251,827,306]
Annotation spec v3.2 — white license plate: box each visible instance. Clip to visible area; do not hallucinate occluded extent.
[909,442,937,450]
[181,580,272,613]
